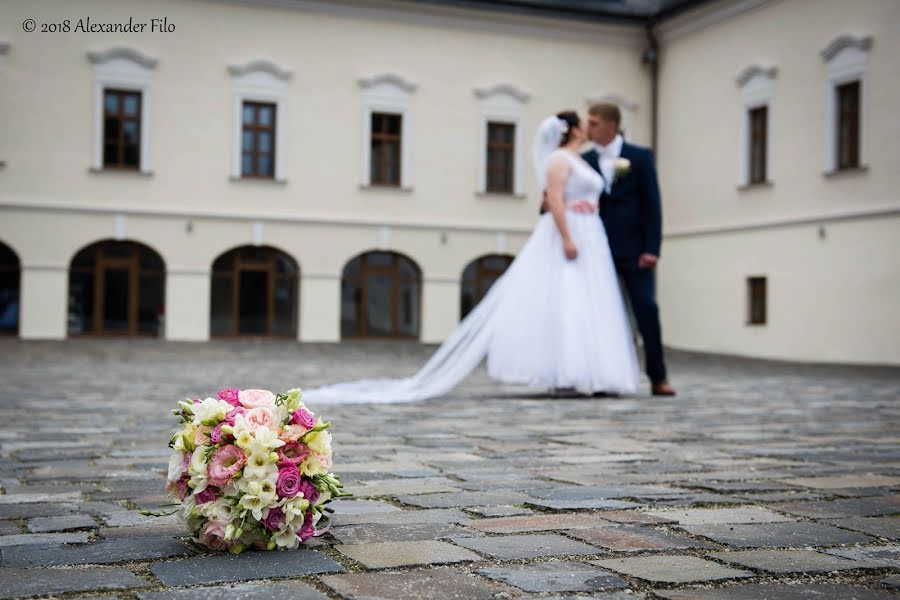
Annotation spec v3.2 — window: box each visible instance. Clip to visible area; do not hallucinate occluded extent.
[370,112,402,186]
[747,106,767,184]
[241,102,276,178]
[475,85,528,196]
[359,74,416,189]
[228,60,291,182]
[88,47,157,174]
[821,35,871,174]
[836,80,860,170]
[341,251,420,339]
[103,90,141,169]
[460,254,514,319]
[747,277,767,326]
[486,122,515,193]
[735,66,776,187]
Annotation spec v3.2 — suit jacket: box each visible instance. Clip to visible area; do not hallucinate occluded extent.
[582,142,662,261]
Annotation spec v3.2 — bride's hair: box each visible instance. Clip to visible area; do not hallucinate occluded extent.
[556,110,580,146]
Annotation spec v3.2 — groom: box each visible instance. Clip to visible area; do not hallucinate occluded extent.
[584,103,675,396]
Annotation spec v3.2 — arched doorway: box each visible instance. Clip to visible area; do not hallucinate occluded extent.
[210,246,298,337]
[0,242,20,335]
[460,254,514,319]
[341,251,421,339]
[68,240,165,336]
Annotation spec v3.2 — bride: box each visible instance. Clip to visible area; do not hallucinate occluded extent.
[304,111,640,404]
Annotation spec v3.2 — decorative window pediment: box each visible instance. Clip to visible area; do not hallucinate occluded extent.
[359,74,416,190]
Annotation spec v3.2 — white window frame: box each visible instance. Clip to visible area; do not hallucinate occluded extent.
[359,74,416,190]
[87,47,157,174]
[821,35,872,174]
[228,60,291,183]
[475,84,529,197]
[735,66,776,187]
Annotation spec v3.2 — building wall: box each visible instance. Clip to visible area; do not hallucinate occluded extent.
[656,0,900,364]
[0,0,650,342]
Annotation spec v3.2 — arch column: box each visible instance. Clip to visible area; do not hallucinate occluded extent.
[20,264,67,339]
[421,277,460,344]
[165,269,210,341]
[299,273,340,342]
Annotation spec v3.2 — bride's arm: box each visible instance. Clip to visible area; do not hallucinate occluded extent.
[545,155,578,260]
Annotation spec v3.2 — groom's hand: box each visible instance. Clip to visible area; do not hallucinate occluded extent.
[638,253,658,269]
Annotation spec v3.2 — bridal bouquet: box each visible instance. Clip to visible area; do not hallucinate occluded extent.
[163,387,345,553]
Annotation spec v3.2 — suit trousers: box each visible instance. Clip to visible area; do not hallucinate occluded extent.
[616,261,667,384]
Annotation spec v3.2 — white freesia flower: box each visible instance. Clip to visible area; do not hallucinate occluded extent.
[272,525,300,549]
[280,496,310,529]
[239,492,267,521]
[189,397,233,425]
[243,451,277,480]
[252,426,286,451]
[305,429,332,455]
[167,452,185,483]
[199,498,234,521]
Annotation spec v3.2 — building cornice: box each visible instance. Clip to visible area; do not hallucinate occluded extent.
[735,65,776,87]
[228,60,292,81]
[359,73,417,93]
[666,206,900,239]
[0,200,535,235]
[656,0,770,43]
[474,84,530,103]
[191,0,646,47]
[821,34,873,62]
[87,46,158,68]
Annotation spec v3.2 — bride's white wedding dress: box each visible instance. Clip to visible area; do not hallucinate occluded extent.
[304,131,639,404]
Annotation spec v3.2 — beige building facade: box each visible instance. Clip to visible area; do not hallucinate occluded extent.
[1,0,897,365]
[656,0,900,365]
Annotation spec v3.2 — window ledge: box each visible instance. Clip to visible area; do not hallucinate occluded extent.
[229,176,288,185]
[359,184,414,193]
[89,166,153,177]
[824,165,869,179]
[737,181,773,191]
[477,191,527,200]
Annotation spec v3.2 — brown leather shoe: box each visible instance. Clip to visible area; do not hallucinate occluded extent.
[652,381,677,396]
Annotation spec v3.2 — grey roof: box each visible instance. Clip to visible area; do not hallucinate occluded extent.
[410,0,709,23]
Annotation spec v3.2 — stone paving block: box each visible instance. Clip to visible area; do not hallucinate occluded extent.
[333,508,471,526]
[0,531,90,547]
[772,496,900,519]
[644,506,794,525]
[592,555,753,583]
[27,513,98,532]
[654,583,898,599]
[0,535,192,566]
[321,569,503,600]
[137,581,328,600]
[569,525,712,551]
[709,549,873,573]
[336,540,480,569]
[682,521,874,547]
[478,561,629,593]
[0,567,149,599]
[99,523,189,538]
[0,522,18,536]
[0,503,77,519]
[601,510,676,525]
[529,485,677,501]
[784,475,900,489]
[881,575,900,589]
[467,513,615,533]
[344,477,463,497]
[450,533,601,560]
[826,517,900,539]
[151,549,343,585]
[328,499,402,514]
[0,491,81,504]
[464,505,533,517]
[826,545,900,568]
[328,522,479,544]
[526,499,643,510]
[396,491,531,508]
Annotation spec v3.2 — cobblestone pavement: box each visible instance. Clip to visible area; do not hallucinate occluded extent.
[0,338,899,599]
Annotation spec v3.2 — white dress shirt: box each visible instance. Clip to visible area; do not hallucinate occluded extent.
[594,134,623,194]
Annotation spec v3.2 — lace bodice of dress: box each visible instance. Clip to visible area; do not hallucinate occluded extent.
[552,149,605,205]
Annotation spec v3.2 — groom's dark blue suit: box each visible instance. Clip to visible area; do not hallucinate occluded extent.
[582,142,668,384]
